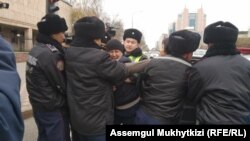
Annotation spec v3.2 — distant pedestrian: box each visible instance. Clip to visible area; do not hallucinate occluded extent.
[0,35,24,141]
[187,21,250,124]
[106,39,140,125]
[26,13,71,141]
[135,30,201,124]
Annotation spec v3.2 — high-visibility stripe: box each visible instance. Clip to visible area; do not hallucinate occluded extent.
[129,55,142,63]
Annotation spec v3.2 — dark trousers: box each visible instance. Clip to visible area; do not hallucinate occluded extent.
[135,107,163,125]
[114,103,139,125]
[72,130,105,141]
[33,111,71,141]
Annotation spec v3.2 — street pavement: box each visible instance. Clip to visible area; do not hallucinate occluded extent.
[23,117,38,141]
[17,62,33,119]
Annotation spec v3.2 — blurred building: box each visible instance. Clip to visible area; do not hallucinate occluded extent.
[248,28,250,37]
[168,22,176,34]
[0,0,72,52]
[238,31,249,37]
[175,7,206,33]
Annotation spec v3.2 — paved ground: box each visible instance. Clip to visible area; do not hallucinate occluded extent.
[23,117,38,141]
[17,62,33,119]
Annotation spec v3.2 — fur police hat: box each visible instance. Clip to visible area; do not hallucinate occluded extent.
[168,30,201,56]
[73,16,105,40]
[123,28,142,43]
[106,39,124,52]
[37,14,68,36]
[203,21,238,44]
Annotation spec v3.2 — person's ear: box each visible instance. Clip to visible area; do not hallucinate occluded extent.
[183,52,193,61]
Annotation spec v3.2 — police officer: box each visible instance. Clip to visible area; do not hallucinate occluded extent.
[26,14,71,141]
[187,21,250,124]
[135,30,201,124]
[123,28,147,62]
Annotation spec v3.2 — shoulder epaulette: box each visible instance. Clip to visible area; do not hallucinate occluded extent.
[46,44,58,52]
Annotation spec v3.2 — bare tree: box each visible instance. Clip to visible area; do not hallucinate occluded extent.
[70,0,125,41]
[71,0,102,23]
[112,19,124,41]
[140,36,150,52]
[102,15,124,41]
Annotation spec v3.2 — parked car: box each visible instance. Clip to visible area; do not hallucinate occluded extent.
[190,49,207,64]
[148,50,160,59]
[238,47,250,61]
[189,47,250,65]
[242,54,250,60]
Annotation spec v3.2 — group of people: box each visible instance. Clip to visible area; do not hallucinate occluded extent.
[1,12,250,141]
[26,14,149,141]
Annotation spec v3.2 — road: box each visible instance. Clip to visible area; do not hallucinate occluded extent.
[23,117,38,141]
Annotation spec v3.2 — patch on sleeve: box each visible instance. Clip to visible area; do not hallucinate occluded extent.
[56,60,64,71]
[46,44,58,52]
[27,55,38,66]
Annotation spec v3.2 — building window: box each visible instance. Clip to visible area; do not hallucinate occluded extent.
[189,13,196,28]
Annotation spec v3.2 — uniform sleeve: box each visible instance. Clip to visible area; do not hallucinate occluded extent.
[187,67,205,104]
[97,53,126,83]
[39,51,66,95]
[125,59,149,75]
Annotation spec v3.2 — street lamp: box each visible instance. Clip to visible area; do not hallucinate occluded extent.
[16,33,21,51]
[131,10,142,28]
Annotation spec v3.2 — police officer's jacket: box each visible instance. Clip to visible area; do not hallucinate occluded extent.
[124,47,148,85]
[26,33,66,112]
[114,56,139,108]
[125,47,147,63]
[140,55,191,124]
[188,54,250,124]
[65,42,127,135]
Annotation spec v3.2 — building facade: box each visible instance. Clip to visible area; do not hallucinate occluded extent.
[248,28,250,37]
[0,0,72,52]
[175,7,206,33]
[168,22,176,34]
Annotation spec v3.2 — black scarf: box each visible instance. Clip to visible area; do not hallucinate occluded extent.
[125,47,143,57]
[36,33,64,54]
[204,43,240,58]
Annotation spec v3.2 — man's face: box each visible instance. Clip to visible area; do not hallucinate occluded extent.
[51,32,65,44]
[123,38,139,53]
[108,49,123,60]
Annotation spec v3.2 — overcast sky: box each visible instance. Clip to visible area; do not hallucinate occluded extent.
[103,0,250,49]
